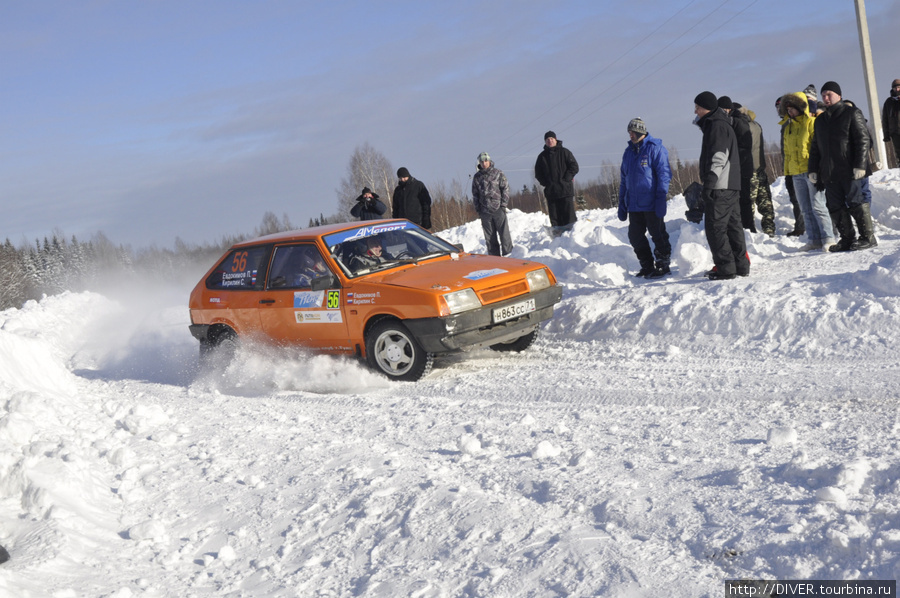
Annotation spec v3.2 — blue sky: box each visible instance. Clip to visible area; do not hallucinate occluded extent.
[2,0,898,248]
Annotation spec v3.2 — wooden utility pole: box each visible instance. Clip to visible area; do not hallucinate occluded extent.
[855,0,886,167]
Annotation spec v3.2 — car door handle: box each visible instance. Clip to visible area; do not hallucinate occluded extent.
[259,299,276,304]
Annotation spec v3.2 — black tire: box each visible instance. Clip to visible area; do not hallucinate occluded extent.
[199,328,238,369]
[365,320,433,381]
[489,328,538,352]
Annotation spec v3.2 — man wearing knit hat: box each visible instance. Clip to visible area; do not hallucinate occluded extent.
[720,95,757,233]
[534,130,580,236]
[618,117,673,278]
[472,152,513,256]
[803,84,818,113]
[391,167,433,229]
[882,78,900,168]
[808,81,877,251]
[693,91,749,280]
[350,187,387,221]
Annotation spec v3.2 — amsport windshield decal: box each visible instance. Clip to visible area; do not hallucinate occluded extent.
[323,222,414,247]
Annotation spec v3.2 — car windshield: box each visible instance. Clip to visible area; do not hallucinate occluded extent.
[325,221,458,278]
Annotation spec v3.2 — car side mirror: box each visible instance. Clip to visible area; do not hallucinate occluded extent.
[311,274,338,291]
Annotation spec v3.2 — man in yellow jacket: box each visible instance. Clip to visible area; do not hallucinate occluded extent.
[779,91,835,251]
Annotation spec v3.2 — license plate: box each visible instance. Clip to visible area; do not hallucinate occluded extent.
[493,298,536,323]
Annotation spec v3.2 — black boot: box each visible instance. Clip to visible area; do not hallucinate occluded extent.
[646,260,671,279]
[849,203,877,250]
[634,263,655,277]
[787,210,806,236]
[828,209,856,252]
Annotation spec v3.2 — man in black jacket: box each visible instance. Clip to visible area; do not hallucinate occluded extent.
[882,79,900,169]
[808,81,876,251]
[350,187,387,221]
[694,91,749,280]
[718,96,756,233]
[392,167,433,229]
[534,131,579,236]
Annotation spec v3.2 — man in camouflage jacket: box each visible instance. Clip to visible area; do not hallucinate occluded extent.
[472,152,513,256]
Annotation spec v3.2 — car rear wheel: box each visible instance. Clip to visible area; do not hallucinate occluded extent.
[366,320,433,381]
[199,328,238,369]
[489,328,538,352]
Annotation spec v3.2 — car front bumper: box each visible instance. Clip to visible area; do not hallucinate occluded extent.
[404,285,564,353]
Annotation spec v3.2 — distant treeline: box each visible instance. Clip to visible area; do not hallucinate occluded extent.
[1,144,791,311]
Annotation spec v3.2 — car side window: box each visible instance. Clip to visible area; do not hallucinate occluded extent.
[268,245,331,290]
[206,246,270,290]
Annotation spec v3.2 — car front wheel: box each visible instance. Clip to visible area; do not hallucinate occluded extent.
[366,320,433,381]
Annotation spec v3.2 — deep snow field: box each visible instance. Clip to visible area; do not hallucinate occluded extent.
[3,171,900,597]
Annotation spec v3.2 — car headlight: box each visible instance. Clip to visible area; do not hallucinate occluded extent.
[440,288,481,315]
[526,268,551,292]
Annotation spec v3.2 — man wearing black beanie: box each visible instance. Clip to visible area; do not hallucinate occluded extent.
[808,81,877,251]
[693,91,749,280]
[534,131,580,236]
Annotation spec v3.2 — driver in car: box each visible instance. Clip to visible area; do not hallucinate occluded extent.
[292,250,329,287]
[349,236,393,272]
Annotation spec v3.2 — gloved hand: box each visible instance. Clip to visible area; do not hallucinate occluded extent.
[853,168,866,180]
[617,206,627,222]
[808,172,817,184]
[655,198,667,219]
[422,217,432,229]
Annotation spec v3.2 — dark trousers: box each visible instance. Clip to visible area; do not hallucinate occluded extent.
[824,178,866,211]
[785,175,804,231]
[547,196,577,228]
[480,209,513,256]
[704,189,749,276]
[627,211,671,268]
[739,176,756,231]
[891,135,900,169]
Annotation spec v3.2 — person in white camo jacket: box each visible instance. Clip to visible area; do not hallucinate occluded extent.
[471,152,513,256]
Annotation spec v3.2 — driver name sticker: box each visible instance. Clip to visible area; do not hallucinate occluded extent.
[295,311,344,324]
[464,268,508,281]
[347,292,380,305]
[294,291,325,308]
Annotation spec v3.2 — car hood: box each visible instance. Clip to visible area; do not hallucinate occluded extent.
[358,253,544,292]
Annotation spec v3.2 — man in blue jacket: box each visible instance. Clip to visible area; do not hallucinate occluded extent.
[618,118,672,278]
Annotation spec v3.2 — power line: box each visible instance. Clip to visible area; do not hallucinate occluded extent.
[495,0,760,174]
[491,0,702,157]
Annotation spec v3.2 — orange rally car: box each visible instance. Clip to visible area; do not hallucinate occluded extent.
[189,219,563,381]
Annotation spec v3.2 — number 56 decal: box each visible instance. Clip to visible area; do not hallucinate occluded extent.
[326,290,341,309]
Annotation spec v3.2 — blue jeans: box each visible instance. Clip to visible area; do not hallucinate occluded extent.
[794,173,834,243]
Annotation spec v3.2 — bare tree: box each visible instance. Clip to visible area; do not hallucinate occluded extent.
[337,142,395,219]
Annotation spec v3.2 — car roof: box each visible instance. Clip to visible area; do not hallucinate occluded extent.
[231,219,409,248]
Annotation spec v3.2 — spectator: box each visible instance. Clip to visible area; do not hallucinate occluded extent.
[776,95,805,237]
[618,117,672,278]
[882,78,900,168]
[693,91,750,280]
[737,104,776,236]
[392,167,432,229]
[808,81,877,251]
[719,95,756,233]
[534,131,579,236]
[471,152,513,256]
[780,91,835,251]
[803,84,818,114]
[350,187,387,221]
